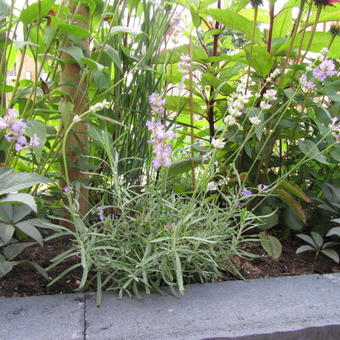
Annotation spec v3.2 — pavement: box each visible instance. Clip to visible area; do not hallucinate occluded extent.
[0,273,340,340]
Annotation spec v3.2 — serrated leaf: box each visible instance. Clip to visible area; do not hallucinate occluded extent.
[321,249,339,264]
[259,232,282,258]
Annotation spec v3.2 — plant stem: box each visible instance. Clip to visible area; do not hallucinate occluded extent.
[189,35,196,191]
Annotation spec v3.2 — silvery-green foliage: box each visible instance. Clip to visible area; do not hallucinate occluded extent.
[0,168,50,278]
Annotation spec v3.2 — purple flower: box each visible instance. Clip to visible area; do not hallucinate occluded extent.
[146,120,174,168]
[11,120,27,137]
[257,184,268,191]
[241,187,253,198]
[63,186,73,193]
[29,134,40,147]
[149,93,165,115]
[313,59,336,82]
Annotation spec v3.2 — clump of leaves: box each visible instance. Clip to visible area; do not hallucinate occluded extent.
[0,168,50,277]
[296,231,339,272]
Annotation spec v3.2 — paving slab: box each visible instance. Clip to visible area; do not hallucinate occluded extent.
[85,274,340,340]
[0,293,85,340]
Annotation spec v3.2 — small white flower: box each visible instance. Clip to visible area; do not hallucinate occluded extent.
[73,115,80,122]
[260,101,271,110]
[224,115,237,126]
[211,138,226,149]
[255,92,261,98]
[207,181,218,191]
[249,116,261,125]
[263,89,277,102]
[229,107,243,117]
[306,64,313,72]
[320,48,328,57]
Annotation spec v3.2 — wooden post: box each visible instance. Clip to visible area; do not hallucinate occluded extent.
[60,5,89,227]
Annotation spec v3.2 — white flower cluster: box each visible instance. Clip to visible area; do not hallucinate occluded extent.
[178,54,191,76]
[260,88,277,111]
[329,117,340,143]
[265,68,281,83]
[249,116,261,125]
[224,78,253,126]
[90,100,110,112]
[211,138,226,149]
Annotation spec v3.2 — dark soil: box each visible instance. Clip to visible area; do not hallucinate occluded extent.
[1,236,339,298]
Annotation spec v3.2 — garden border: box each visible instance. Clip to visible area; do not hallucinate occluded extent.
[1,273,339,339]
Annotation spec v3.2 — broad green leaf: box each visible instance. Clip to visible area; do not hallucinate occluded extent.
[0,221,15,244]
[15,220,43,246]
[3,242,36,260]
[239,8,270,23]
[165,95,203,115]
[272,8,292,39]
[0,172,49,195]
[168,158,203,177]
[284,207,304,230]
[81,57,105,71]
[258,204,279,230]
[26,120,47,156]
[245,44,274,77]
[327,227,340,238]
[11,204,31,223]
[297,234,316,247]
[259,232,282,258]
[321,249,339,264]
[324,80,340,103]
[92,69,110,88]
[103,45,122,71]
[230,0,250,13]
[19,0,55,25]
[298,140,329,165]
[275,32,340,58]
[60,46,84,67]
[0,168,12,180]
[0,193,37,212]
[59,24,90,38]
[296,244,314,254]
[204,9,262,43]
[0,258,14,277]
[311,232,323,248]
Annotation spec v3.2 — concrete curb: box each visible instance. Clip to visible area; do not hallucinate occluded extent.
[1,274,340,340]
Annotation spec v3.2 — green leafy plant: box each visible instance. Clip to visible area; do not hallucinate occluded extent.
[296,231,339,272]
[0,168,50,277]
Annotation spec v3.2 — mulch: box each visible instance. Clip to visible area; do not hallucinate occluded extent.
[1,235,339,298]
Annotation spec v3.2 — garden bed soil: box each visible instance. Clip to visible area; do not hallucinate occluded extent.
[1,236,339,298]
